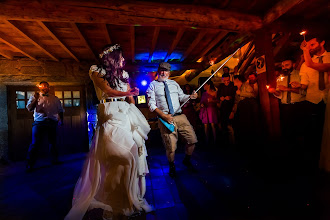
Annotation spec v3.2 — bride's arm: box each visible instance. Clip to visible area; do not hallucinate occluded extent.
[90,71,138,97]
[126,84,135,104]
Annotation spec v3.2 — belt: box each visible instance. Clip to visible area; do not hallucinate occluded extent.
[100,98,125,103]
[173,113,182,116]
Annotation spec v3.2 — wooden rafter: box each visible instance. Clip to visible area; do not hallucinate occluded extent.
[0,49,13,59]
[237,41,254,70]
[0,32,37,60]
[246,0,258,11]
[103,24,112,45]
[263,0,304,25]
[180,31,206,62]
[148,26,160,63]
[194,31,228,62]
[220,0,231,8]
[240,50,255,76]
[208,34,245,63]
[3,20,58,61]
[164,28,185,62]
[37,21,79,62]
[70,22,98,61]
[0,0,263,32]
[273,33,291,57]
[125,62,203,73]
[130,26,135,63]
[209,33,252,65]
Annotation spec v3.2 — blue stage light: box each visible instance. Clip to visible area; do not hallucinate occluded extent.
[141,80,148,86]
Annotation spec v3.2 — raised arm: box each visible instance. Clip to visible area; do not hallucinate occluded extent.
[26,92,39,112]
[301,41,330,72]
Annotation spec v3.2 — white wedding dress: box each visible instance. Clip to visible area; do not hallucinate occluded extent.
[65,66,153,220]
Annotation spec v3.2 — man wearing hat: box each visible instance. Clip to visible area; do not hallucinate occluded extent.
[146,62,198,178]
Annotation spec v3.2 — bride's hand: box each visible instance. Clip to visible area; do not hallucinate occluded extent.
[128,87,139,96]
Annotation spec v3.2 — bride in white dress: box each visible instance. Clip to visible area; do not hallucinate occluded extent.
[65,44,153,220]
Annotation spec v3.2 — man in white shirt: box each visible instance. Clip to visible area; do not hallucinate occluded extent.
[146,62,198,178]
[268,58,305,144]
[291,36,329,171]
[26,81,64,172]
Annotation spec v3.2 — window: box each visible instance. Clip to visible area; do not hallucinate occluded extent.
[55,90,81,108]
[16,91,25,109]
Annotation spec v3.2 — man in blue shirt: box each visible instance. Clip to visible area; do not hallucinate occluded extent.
[146,62,198,178]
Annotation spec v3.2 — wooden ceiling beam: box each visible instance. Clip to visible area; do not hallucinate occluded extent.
[103,24,112,45]
[164,28,185,62]
[220,0,231,8]
[148,26,160,63]
[125,62,203,73]
[130,26,135,63]
[4,20,58,61]
[37,21,79,62]
[263,0,305,25]
[237,41,254,70]
[239,50,256,76]
[0,0,263,32]
[210,34,252,64]
[273,33,291,57]
[70,23,98,61]
[194,31,228,62]
[0,49,13,59]
[180,31,206,62]
[0,32,37,60]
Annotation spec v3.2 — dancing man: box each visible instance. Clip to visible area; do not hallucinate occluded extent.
[146,62,198,178]
[26,81,64,172]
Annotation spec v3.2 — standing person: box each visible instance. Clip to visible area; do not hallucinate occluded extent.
[199,80,218,145]
[26,81,64,172]
[65,44,153,220]
[230,74,261,170]
[223,66,230,75]
[291,36,330,172]
[268,58,305,142]
[300,40,330,172]
[146,62,198,178]
[268,58,306,168]
[229,66,238,82]
[231,73,260,148]
[218,73,237,145]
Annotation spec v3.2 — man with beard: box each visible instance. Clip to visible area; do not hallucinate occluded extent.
[291,36,330,172]
[146,62,198,178]
[268,59,305,160]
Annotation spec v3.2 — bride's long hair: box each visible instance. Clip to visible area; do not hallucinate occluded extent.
[98,44,128,89]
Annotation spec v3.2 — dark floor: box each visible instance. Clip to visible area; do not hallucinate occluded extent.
[1,135,330,220]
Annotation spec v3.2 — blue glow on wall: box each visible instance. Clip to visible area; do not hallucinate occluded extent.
[135,52,150,61]
[167,52,183,61]
[150,51,167,61]
[135,51,183,62]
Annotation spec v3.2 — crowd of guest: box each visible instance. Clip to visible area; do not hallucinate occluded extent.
[179,35,330,174]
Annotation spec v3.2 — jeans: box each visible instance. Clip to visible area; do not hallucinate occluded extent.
[26,119,59,166]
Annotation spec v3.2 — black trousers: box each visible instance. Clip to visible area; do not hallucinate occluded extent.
[303,100,326,171]
[26,119,59,166]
